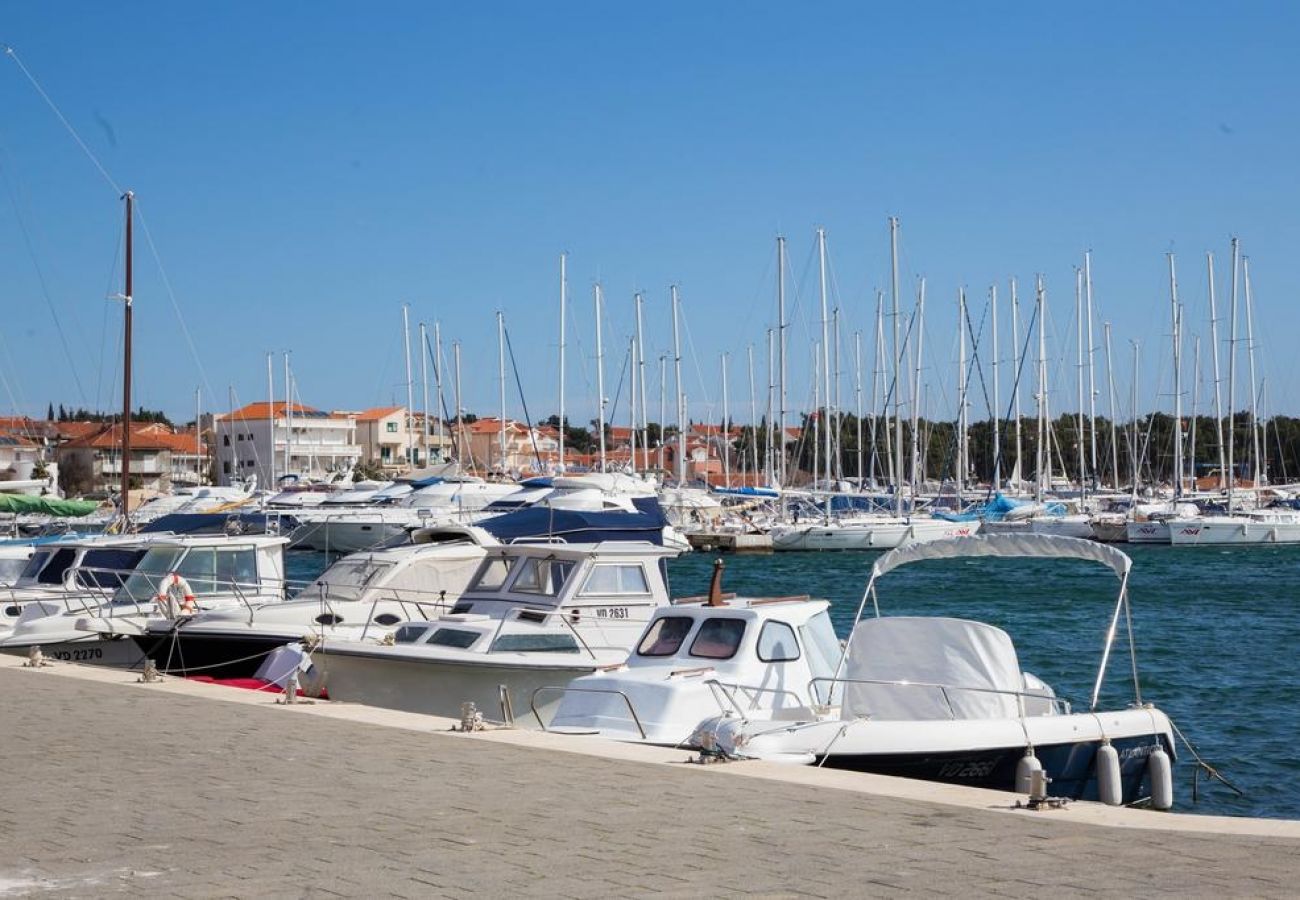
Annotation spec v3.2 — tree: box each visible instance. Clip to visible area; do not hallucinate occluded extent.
[46,402,54,421]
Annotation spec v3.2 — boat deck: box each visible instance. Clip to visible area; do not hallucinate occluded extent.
[2,654,1297,897]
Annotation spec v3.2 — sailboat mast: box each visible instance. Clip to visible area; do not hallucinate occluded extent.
[890,217,903,515]
[558,253,567,472]
[1011,278,1023,491]
[1104,323,1120,489]
[765,329,776,486]
[1035,276,1047,503]
[910,279,925,498]
[594,285,606,474]
[629,335,638,473]
[1168,254,1183,497]
[266,352,275,487]
[284,353,292,479]
[777,236,788,487]
[1130,341,1140,499]
[873,290,886,489]
[1206,252,1226,488]
[1075,267,1085,495]
[658,354,667,473]
[1190,336,1201,490]
[817,228,831,489]
[434,322,444,457]
[854,330,863,486]
[454,341,465,467]
[957,287,967,506]
[991,284,1000,492]
[120,191,133,518]
[1243,256,1263,486]
[1227,238,1239,506]
[671,285,686,485]
[1084,252,1098,488]
[747,344,759,483]
[635,291,649,472]
[419,322,430,466]
[720,352,730,489]
[403,305,415,467]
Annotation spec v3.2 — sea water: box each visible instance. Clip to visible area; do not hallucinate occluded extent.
[285,545,1300,820]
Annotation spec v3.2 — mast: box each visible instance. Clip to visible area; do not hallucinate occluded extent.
[120,191,133,519]
[194,387,202,485]
[403,305,415,467]
[747,344,759,483]
[558,253,567,472]
[658,354,667,472]
[497,310,507,474]
[721,352,730,489]
[1168,254,1183,497]
[594,284,607,473]
[910,279,925,499]
[1011,278,1023,491]
[629,336,638,473]
[873,290,886,489]
[777,236,788,487]
[1075,267,1085,495]
[1130,341,1140,499]
[1084,252,1098,488]
[419,322,430,467]
[266,352,275,487]
[283,353,292,478]
[1206,252,1226,488]
[434,322,444,459]
[635,291,649,472]
[817,228,831,490]
[890,217,903,515]
[854,330,863,486]
[765,329,776,486]
[1035,276,1047,503]
[453,341,465,468]
[1227,238,1239,507]
[1190,336,1201,490]
[991,284,1000,491]
[671,285,686,485]
[957,287,967,506]
[1243,256,1263,486]
[1104,323,1120,489]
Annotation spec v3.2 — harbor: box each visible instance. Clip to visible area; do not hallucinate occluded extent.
[4,654,1298,898]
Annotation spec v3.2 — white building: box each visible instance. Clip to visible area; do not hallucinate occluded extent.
[214,402,360,488]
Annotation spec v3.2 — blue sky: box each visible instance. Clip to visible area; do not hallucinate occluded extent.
[1,3,1297,427]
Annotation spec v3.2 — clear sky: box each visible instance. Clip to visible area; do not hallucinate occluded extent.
[1,3,1297,428]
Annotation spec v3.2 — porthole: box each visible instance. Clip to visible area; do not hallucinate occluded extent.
[373,613,401,626]
[314,613,343,625]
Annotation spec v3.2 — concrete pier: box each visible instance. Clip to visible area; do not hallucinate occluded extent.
[1,655,1297,897]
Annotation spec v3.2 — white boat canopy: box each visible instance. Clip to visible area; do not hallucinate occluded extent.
[871,533,1131,581]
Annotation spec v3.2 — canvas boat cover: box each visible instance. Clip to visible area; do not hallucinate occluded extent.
[842,616,1024,720]
[871,532,1131,580]
[0,494,101,516]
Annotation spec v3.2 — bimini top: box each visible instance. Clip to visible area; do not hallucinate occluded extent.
[871,533,1132,580]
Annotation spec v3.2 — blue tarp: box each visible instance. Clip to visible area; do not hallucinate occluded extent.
[141,512,300,536]
[476,497,669,545]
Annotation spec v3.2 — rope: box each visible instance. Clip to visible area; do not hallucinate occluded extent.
[1168,716,1245,799]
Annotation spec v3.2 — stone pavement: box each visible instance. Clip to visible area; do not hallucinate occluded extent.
[1,661,1297,898]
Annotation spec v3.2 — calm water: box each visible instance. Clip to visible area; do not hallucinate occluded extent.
[286,544,1300,820]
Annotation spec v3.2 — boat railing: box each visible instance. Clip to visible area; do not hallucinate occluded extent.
[487,606,598,660]
[85,568,289,621]
[353,586,455,641]
[528,685,648,739]
[806,676,1072,719]
[59,565,152,616]
[704,679,807,719]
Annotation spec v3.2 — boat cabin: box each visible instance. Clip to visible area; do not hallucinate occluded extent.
[110,534,288,610]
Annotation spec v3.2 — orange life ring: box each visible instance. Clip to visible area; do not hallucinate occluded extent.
[156,572,197,615]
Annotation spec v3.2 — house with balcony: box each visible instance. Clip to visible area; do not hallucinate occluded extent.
[213,402,360,488]
[353,406,450,471]
[55,422,182,496]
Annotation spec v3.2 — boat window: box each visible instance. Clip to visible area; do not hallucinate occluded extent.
[636,616,694,657]
[510,557,575,597]
[78,549,148,589]
[800,611,844,704]
[490,633,579,653]
[0,557,28,585]
[467,555,517,592]
[115,548,184,603]
[18,549,53,581]
[756,620,800,663]
[35,547,77,585]
[579,563,651,596]
[172,547,259,595]
[310,559,392,602]
[427,628,481,649]
[689,618,746,660]
[394,624,435,644]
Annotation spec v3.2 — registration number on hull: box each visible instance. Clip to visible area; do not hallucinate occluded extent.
[49,647,104,662]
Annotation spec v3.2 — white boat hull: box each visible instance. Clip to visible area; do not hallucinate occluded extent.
[771,519,978,551]
[1167,516,1300,545]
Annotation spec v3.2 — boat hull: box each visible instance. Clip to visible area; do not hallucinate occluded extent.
[1168,516,1300,545]
[127,631,300,679]
[0,634,148,669]
[771,519,978,551]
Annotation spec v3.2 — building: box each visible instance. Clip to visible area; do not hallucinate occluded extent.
[450,418,557,476]
[353,407,451,471]
[213,402,360,488]
[56,422,187,495]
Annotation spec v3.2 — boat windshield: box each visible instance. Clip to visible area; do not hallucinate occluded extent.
[466,555,519,592]
[509,557,574,599]
[114,545,260,604]
[18,549,54,582]
[76,548,148,589]
[34,547,76,585]
[308,558,392,603]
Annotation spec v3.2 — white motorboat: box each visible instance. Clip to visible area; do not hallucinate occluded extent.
[123,526,492,678]
[1166,508,1300,545]
[0,534,289,668]
[770,515,978,551]
[307,540,681,723]
[551,534,1176,808]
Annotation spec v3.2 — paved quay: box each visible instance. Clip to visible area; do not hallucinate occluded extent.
[2,658,1298,898]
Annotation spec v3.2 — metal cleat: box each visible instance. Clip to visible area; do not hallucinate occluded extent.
[23,645,51,668]
[137,659,163,683]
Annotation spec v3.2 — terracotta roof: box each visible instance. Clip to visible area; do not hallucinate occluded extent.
[220,401,331,421]
[458,417,528,435]
[356,406,404,422]
[60,423,202,452]
[54,421,104,440]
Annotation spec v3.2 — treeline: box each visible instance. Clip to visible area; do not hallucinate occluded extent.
[47,404,173,426]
